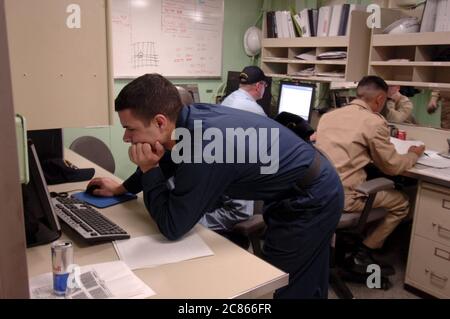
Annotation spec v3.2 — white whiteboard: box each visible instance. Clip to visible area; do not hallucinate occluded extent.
[111,0,224,78]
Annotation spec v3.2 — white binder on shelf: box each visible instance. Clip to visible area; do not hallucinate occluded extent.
[435,0,450,32]
[275,11,286,38]
[299,8,311,37]
[420,0,438,32]
[317,6,332,37]
[328,4,343,36]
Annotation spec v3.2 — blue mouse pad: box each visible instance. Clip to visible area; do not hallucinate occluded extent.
[72,192,137,208]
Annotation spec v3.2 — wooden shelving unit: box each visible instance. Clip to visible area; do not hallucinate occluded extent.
[261,11,371,83]
[368,11,450,90]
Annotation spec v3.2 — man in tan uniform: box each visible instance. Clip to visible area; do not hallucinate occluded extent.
[316,76,425,269]
[383,85,415,124]
[427,90,450,129]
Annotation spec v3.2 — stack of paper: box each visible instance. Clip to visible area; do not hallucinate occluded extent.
[390,137,450,168]
[295,49,316,61]
[417,150,450,168]
[315,71,345,77]
[113,232,214,270]
[290,67,315,77]
[317,51,347,60]
[389,137,424,155]
[29,261,155,299]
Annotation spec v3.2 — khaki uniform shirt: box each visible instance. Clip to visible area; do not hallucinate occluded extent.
[384,94,414,123]
[316,99,419,208]
[431,90,450,129]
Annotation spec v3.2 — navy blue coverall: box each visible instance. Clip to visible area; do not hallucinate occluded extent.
[123,104,344,298]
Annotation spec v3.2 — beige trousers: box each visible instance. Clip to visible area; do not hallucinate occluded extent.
[345,189,409,249]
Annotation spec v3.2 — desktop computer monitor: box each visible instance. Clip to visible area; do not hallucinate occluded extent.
[224,71,272,116]
[27,128,63,162]
[22,140,61,247]
[224,71,241,97]
[277,81,315,123]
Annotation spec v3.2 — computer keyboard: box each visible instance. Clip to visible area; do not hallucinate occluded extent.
[53,196,130,243]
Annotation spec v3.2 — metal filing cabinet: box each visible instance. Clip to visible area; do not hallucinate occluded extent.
[406,182,450,298]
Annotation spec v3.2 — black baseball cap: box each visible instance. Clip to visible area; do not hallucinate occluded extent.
[239,66,268,85]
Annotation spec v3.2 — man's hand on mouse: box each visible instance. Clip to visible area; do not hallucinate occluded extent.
[129,142,165,173]
[87,177,126,197]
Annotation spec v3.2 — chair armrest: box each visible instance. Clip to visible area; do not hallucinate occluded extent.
[356,177,394,195]
[232,214,266,236]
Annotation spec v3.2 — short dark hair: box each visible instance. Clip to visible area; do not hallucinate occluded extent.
[115,74,183,124]
[356,76,388,94]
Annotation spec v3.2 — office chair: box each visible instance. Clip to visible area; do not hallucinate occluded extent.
[330,177,394,299]
[69,136,115,174]
[232,200,266,257]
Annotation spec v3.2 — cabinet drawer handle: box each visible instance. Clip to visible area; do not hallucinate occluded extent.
[432,223,450,239]
[435,248,450,261]
[442,199,450,210]
[425,268,448,285]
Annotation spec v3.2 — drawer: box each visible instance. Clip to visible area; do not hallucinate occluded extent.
[406,235,450,298]
[415,183,450,246]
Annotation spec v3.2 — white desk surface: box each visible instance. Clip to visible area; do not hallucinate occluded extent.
[26,149,288,299]
[392,124,450,187]
[406,163,450,188]
[407,166,450,184]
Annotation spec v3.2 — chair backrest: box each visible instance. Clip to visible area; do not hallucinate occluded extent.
[69,136,115,174]
[232,200,266,257]
[175,86,194,106]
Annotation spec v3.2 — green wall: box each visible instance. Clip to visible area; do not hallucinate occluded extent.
[65,0,444,180]
[411,90,441,128]
[64,0,264,180]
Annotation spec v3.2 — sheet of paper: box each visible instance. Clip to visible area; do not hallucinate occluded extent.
[390,137,424,155]
[113,232,214,270]
[29,261,155,299]
[417,150,450,168]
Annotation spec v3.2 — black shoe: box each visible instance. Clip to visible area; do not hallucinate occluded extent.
[344,246,395,276]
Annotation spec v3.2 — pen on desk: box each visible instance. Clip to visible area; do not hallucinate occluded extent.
[424,152,430,157]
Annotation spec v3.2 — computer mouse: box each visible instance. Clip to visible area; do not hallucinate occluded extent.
[85,184,100,196]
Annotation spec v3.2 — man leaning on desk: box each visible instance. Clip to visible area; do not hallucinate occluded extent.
[86,73,344,299]
[316,76,425,272]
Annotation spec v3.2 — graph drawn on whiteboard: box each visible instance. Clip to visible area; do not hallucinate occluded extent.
[133,42,159,68]
[111,0,224,78]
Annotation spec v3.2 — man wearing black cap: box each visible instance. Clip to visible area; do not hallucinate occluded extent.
[221,66,268,116]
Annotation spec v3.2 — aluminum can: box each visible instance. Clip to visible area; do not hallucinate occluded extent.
[51,241,73,296]
[388,125,398,138]
[397,130,406,140]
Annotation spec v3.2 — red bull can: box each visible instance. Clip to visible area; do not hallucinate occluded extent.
[397,130,406,140]
[51,241,73,296]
